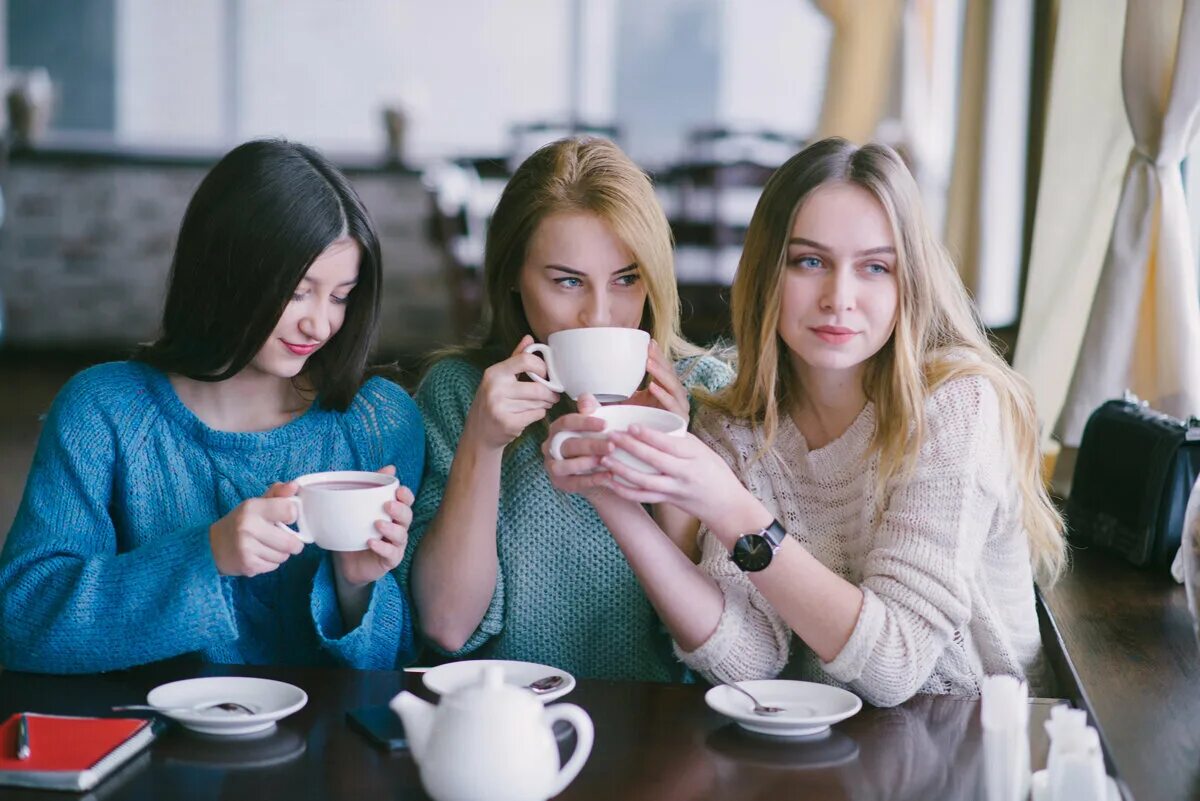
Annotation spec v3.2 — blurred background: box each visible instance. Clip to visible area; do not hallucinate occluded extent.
[1,0,1199,538]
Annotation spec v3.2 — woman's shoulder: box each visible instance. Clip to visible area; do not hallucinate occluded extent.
[674,351,735,393]
[691,403,759,459]
[51,361,160,420]
[352,376,421,425]
[924,372,1001,426]
[416,356,485,402]
[916,372,1005,469]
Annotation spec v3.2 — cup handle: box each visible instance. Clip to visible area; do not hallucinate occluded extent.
[274,496,312,544]
[548,429,580,460]
[523,342,565,393]
[543,703,594,797]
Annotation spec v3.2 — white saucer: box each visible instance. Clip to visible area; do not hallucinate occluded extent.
[704,680,862,738]
[1030,769,1121,801]
[422,660,576,703]
[146,677,308,736]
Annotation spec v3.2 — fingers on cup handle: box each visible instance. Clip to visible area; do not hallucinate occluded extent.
[549,430,578,460]
[511,334,535,358]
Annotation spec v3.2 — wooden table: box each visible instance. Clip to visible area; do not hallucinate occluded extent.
[0,661,1055,801]
[1039,546,1200,801]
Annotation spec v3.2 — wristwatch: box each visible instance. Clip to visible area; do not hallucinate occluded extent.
[730,519,788,572]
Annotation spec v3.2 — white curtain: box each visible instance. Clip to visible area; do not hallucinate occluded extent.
[899,0,963,237]
[1012,0,1130,445]
[1055,0,1200,443]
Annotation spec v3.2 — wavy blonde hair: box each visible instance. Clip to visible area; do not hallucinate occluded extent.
[452,136,699,367]
[706,138,1065,582]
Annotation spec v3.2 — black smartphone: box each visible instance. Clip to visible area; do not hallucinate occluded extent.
[346,705,409,751]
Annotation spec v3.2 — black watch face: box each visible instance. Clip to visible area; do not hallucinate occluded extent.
[732,534,773,572]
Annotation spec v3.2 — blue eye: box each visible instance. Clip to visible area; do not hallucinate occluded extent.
[789,255,822,269]
[555,277,584,288]
[864,263,891,275]
[615,273,640,287]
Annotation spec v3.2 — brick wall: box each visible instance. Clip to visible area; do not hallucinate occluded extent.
[0,160,453,355]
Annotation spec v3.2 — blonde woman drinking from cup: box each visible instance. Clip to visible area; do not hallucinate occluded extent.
[404,137,731,681]
[0,140,423,674]
[545,138,1066,705]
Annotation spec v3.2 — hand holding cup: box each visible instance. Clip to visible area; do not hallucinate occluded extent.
[466,335,561,451]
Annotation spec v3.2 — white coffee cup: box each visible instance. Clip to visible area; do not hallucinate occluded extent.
[275,470,397,551]
[549,405,687,486]
[524,327,650,403]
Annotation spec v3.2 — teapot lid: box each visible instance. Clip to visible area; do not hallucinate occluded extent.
[442,665,542,715]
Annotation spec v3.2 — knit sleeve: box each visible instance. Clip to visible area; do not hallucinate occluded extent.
[672,409,794,683]
[674,353,735,423]
[820,375,1003,707]
[398,359,505,656]
[0,367,237,674]
[307,377,426,669]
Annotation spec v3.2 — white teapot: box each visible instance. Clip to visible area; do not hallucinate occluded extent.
[390,666,594,801]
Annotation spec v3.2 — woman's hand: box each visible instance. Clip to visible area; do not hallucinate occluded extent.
[209,482,306,577]
[599,425,760,535]
[332,465,415,588]
[625,340,690,420]
[464,335,561,451]
[542,394,613,498]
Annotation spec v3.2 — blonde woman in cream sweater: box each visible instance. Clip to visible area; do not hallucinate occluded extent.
[542,137,1066,706]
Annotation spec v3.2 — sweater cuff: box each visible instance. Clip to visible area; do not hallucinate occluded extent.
[428,565,505,658]
[673,586,751,674]
[150,523,239,644]
[311,557,415,669]
[821,586,886,683]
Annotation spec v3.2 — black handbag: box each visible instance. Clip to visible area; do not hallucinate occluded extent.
[1065,392,1200,570]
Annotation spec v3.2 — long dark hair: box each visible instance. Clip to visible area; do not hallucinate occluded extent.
[135,139,382,411]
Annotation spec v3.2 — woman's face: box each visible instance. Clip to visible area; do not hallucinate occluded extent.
[249,237,361,379]
[517,211,648,342]
[777,182,899,386]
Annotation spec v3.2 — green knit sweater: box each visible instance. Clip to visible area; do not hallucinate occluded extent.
[403,354,733,682]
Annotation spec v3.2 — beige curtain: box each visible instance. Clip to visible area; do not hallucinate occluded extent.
[1053,0,1200,443]
[813,0,904,143]
[944,0,1034,327]
[1013,0,1130,446]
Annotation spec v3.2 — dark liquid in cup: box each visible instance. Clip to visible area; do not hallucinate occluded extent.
[307,480,381,491]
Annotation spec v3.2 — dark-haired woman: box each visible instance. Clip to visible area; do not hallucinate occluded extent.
[0,140,424,674]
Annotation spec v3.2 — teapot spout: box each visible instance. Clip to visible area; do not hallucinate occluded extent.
[389,690,434,761]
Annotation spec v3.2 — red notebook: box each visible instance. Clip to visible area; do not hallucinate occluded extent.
[0,713,159,791]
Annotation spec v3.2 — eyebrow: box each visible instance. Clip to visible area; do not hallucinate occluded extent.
[298,278,359,288]
[788,237,895,257]
[544,263,638,277]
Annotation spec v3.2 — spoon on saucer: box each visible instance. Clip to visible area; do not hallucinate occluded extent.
[112,701,259,716]
[721,682,783,715]
[525,675,566,695]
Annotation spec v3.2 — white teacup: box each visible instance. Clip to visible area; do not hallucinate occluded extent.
[549,405,687,486]
[275,470,397,551]
[524,327,650,403]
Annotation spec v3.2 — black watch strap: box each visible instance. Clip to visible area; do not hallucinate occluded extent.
[730,519,787,572]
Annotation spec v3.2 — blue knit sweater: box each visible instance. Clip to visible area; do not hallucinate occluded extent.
[403,354,733,682]
[0,361,424,674]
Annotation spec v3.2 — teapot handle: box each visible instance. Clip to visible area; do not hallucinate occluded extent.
[543,703,594,796]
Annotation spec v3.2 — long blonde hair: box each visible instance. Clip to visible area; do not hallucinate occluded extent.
[449,136,699,368]
[707,137,1066,582]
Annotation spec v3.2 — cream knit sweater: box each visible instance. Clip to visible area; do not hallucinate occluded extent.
[675,375,1047,706]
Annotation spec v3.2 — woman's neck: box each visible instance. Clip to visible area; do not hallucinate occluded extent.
[169,368,312,433]
[788,361,868,451]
